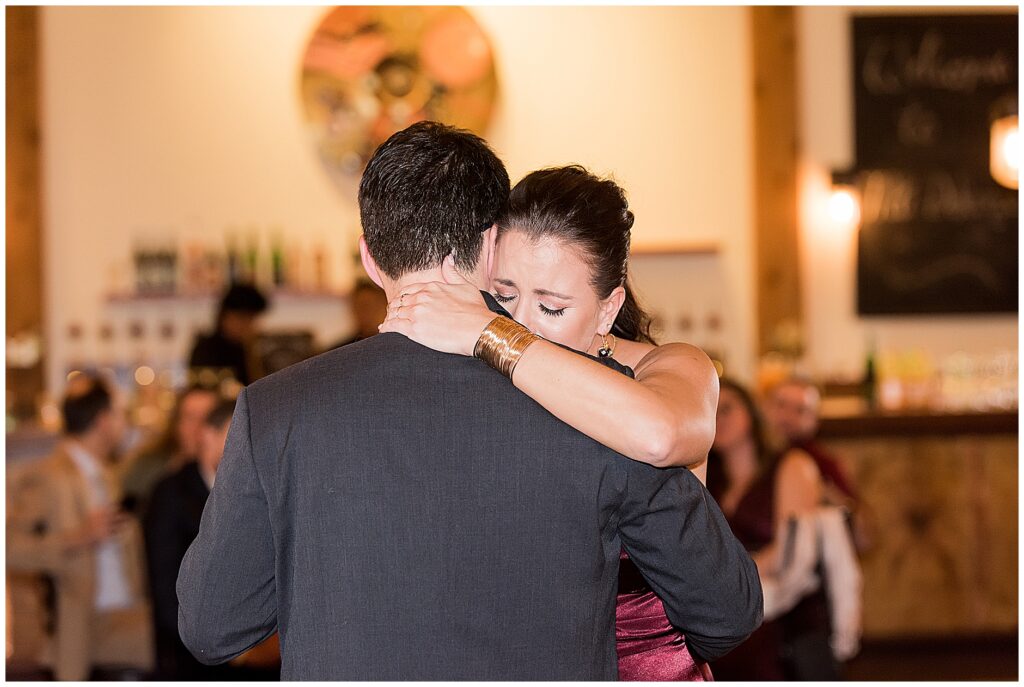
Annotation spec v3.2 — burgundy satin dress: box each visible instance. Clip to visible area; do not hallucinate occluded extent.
[616,550,714,681]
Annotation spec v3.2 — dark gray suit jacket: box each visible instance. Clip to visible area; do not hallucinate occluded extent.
[177,328,762,680]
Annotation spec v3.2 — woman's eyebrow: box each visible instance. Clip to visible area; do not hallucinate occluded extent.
[534,288,573,300]
[495,278,572,300]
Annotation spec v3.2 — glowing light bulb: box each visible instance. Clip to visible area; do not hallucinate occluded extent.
[990,115,1018,190]
[827,187,860,227]
[1002,129,1019,172]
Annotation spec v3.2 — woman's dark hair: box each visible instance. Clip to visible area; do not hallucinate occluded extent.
[498,165,654,344]
[359,121,510,279]
[706,377,771,500]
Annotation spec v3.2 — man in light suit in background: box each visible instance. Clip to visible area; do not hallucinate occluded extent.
[7,375,154,680]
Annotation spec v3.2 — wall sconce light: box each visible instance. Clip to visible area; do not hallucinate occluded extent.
[990,94,1018,190]
[990,115,1019,190]
[828,169,861,228]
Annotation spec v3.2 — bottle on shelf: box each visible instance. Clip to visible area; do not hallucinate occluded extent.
[271,229,287,288]
[313,242,328,292]
[182,240,206,295]
[159,237,178,295]
[245,229,260,285]
[226,229,242,285]
[862,335,877,410]
[132,237,149,295]
[287,244,304,292]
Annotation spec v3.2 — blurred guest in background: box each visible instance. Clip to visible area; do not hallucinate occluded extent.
[189,282,268,385]
[6,375,154,680]
[764,376,859,507]
[144,397,237,680]
[329,278,388,349]
[120,385,219,518]
[765,377,873,553]
[706,378,838,681]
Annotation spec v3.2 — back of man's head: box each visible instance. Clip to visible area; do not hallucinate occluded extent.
[62,375,112,436]
[358,121,510,279]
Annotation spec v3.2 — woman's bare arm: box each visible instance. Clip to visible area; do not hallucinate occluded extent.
[753,449,823,575]
[511,341,718,470]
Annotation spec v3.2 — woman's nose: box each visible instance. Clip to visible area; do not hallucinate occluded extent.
[518,310,542,336]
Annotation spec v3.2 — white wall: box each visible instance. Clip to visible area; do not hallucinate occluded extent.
[41,6,757,393]
[41,6,358,393]
[795,6,1018,381]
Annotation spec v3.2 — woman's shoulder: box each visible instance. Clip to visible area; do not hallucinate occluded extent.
[632,341,715,378]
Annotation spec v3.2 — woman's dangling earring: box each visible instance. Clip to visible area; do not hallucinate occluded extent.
[598,332,617,358]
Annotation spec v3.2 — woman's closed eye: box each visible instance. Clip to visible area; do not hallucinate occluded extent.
[492,292,517,304]
[539,303,566,317]
[492,291,565,317]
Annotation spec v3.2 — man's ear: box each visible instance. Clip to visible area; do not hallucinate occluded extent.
[598,285,626,335]
[359,235,386,290]
[484,225,498,279]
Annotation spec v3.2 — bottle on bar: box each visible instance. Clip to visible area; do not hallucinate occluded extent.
[862,335,877,409]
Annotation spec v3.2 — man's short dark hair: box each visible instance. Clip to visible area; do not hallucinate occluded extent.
[358,121,510,279]
[205,398,237,431]
[62,375,112,436]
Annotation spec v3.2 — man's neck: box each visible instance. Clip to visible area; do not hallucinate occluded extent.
[384,266,486,301]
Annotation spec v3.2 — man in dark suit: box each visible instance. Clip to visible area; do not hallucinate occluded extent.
[144,398,237,680]
[177,121,762,680]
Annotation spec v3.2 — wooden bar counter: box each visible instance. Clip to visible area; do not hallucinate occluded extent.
[817,400,1017,641]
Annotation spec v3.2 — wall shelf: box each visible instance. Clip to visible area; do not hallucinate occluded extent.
[104,289,350,305]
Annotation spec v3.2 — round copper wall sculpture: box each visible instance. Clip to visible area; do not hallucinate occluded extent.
[300,6,498,194]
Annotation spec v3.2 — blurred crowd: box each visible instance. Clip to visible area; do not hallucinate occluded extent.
[6,282,863,681]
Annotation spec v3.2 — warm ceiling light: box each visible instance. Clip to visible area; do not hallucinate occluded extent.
[990,114,1018,190]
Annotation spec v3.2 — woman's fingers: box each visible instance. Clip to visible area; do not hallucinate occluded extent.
[378,316,413,334]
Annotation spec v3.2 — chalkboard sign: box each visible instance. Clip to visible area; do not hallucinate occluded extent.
[853,14,1018,315]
